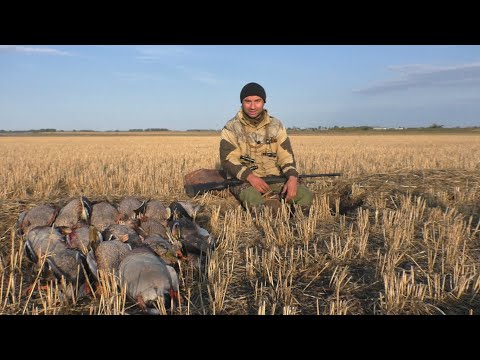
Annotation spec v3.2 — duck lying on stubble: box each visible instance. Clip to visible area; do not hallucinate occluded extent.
[103,223,143,248]
[86,239,132,280]
[139,217,169,238]
[90,202,119,232]
[169,201,200,221]
[117,196,148,222]
[118,246,180,314]
[170,216,213,256]
[144,200,171,225]
[65,225,103,256]
[16,204,59,236]
[143,234,187,266]
[24,225,89,294]
[54,196,92,228]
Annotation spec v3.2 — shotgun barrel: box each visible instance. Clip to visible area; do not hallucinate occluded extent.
[184,173,341,197]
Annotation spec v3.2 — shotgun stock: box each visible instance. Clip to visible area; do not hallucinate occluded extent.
[184,173,341,197]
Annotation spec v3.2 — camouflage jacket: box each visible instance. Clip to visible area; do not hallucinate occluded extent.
[220,109,299,181]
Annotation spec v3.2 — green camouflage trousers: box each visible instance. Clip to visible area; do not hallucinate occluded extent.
[231,182,313,208]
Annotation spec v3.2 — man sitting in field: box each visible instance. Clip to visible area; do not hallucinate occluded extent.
[219,82,313,215]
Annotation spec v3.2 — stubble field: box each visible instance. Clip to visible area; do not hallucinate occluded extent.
[1,132,479,315]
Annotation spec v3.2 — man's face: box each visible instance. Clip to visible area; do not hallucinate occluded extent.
[242,96,264,119]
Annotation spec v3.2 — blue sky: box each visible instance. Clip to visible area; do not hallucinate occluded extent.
[1,45,480,131]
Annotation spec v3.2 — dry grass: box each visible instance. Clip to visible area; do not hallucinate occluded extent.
[1,133,480,315]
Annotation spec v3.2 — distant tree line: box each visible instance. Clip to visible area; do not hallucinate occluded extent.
[128,128,170,132]
[287,124,480,131]
[0,128,58,133]
[186,129,217,131]
[1,124,479,133]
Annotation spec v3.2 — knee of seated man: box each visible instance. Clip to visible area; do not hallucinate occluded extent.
[240,187,264,207]
[295,185,313,206]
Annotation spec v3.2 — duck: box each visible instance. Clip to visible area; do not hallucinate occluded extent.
[54,196,92,228]
[117,196,148,222]
[143,234,187,266]
[103,223,143,248]
[90,201,119,232]
[24,225,90,296]
[170,216,213,256]
[139,217,169,238]
[16,204,59,236]
[169,201,200,221]
[118,246,180,314]
[86,239,132,280]
[144,200,171,225]
[65,225,103,256]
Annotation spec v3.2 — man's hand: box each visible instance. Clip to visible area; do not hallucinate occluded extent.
[246,173,270,194]
[282,176,298,202]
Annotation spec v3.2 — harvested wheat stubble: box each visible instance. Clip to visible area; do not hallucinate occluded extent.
[312,169,480,217]
[1,169,480,315]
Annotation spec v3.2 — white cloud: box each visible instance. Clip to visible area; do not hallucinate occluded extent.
[355,62,480,94]
[134,45,192,62]
[0,45,70,56]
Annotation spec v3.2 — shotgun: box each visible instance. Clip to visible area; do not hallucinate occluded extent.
[184,173,341,197]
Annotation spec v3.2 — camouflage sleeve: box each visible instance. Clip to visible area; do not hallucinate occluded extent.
[220,127,253,181]
[276,125,299,178]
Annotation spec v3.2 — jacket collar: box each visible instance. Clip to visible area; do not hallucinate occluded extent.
[237,109,271,129]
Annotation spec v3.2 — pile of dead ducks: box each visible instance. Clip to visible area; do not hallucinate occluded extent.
[16,196,214,314]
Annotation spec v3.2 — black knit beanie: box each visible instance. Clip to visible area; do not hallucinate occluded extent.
[240,82,266,103]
